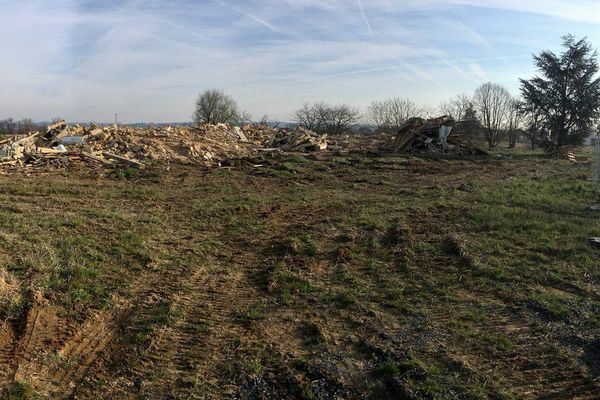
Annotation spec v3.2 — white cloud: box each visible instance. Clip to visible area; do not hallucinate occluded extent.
[0,0,597,121]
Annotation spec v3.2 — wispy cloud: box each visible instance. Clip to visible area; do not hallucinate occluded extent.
[357,0,374,41]
[165,21,214,42]
[211,0,285,35]
[0,0,599,122]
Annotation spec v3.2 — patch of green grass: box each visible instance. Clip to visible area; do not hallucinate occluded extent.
[285,155,309,164]
[459,175,600,297]
[6,381,38,400]
[374,356,445,397]
[401,359,443,398]
[132,299,175,348]
[527,291,570,320]
[274,234,320,257]
[115,166,161,181]
[3,295,28,320]
[374,360,402,378]
[462,307,486,323]
[218,357,265,381]
[277,162,305,174]
[326,268,367,308]
[486,334,512,352]
[242,358,265,376]
[234,302,267,324]
[268,261,314,304]
[45,246,111,314]
[381,219,411,247]
[150,301,174,325]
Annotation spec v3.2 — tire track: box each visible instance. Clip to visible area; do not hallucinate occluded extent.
[10,306,75,385]
[438,246,600,399]
[39,313,117,398]
[0,321,18,384]
[75,259,254,399]
[501,335,600,399]
[4,256,187,399]
[127,266,246,398]
[445,311,600,399]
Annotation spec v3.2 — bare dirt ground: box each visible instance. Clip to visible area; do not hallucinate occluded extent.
[0,152,599,399]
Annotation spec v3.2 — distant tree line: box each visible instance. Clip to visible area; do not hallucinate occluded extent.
[192,77,579,151]
[0,118,43,135]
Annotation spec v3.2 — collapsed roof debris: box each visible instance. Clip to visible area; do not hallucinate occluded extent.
[392,116,488,156]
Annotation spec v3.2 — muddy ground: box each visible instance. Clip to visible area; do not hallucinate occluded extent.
[0,152,599,399]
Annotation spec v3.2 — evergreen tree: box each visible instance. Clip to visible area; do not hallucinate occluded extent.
[520,35,600,146]
[461,102,480,140]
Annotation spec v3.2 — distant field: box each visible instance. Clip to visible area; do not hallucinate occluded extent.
[0,152,599,399]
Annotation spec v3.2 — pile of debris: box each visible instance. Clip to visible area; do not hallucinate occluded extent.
[0,121,334,171]
[240,124,279,144]
[264,127,329,152]
[392,116,487,155]
[558,146,577,161]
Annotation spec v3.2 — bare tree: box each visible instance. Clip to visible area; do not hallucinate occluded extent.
[258,114,269,126]
[193,89,241,125]
[368,101,389,130]
[17,118,40,134]
[236,111,253,126]
[0,118,16,135]
[522,108,544,150]
[368,97,423,130]
[439,94,472,120]
[294,102,329,133]
[473,82,512,148]
[506,98,524,148]
[325,104,361,135]
[294,102,360,134]
[0,118,42,135]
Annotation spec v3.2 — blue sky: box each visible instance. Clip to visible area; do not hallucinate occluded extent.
[1,0,600,122]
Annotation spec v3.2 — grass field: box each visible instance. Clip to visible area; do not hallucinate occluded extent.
[0,151,599,399]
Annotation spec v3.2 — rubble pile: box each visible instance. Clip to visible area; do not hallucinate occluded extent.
[240,124,279,144]
[557,146,577,161]
[265,127,329,152]
[85,123,259,165]
[392,116,488,156]
[0,116,496,173]
[0,121,334,171]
